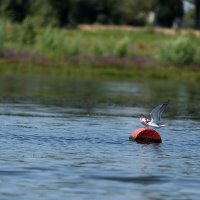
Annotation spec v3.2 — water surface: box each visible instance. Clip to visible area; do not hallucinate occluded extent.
[0,74,200,200]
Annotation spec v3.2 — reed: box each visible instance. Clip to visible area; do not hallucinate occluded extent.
[158,36,200,65]
[113,37,131,57]
[4,23,171,60]
[2,22,200,74]
[0,21,5,54]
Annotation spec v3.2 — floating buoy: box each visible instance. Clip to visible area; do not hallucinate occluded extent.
[129,128,162,144]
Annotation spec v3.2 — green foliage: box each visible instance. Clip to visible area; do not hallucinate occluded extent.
[38,28,83,58]
[193,45,200,64]
[0,21,5,54]
[29,1,58,27]
[63,37,82,56]
[19,18,36,45]
[21,18,36,45]
[113,37,131,57]
[120,0,154,26]
[156,0,183,27]
[92,40,105,57]
[184,9,195,29]
[0,0,198,30]
[144,24,155,34]
[158,36,196,65]
[37,29,135,58]
[40,27,56,50]
[0,0,156,27]
[7,20,200,68]
[0,0,30,22]
[38,28,61,57]
[11,18,36,45]
[10,24,22,44]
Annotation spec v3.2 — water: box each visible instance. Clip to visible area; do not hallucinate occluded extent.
[0,74,200,200]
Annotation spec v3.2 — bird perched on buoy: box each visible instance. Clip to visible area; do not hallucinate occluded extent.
[139,101,169,128]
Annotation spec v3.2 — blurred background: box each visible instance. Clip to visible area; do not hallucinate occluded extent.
[0,0,199,66]
[0,1,200,200]
[0,0,197,28]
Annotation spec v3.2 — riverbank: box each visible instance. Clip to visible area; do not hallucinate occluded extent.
[1,53,200,83]
[1,23,200,82]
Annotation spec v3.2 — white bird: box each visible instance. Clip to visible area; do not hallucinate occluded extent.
[139,101,169,128]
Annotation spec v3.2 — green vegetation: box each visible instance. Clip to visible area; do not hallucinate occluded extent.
[1,60,200,83]
[158,36,195,65]
[113,37,130,57]
[0,21,4,54]
[0,20,200,82]
[3,21,200,64]
[1,0,200,30]
[0,0,192,28]
[158,35,200,65]
[156,0,183,27]
[2,22,168,59]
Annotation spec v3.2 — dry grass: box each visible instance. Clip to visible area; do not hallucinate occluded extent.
[79,24,200,37]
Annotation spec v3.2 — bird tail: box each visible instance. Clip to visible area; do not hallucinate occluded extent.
[159,124,167,127]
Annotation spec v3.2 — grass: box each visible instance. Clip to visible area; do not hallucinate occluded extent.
[1,22,200,82]
[4,23,172,59]
[157,35,200,65]
[1,59,200,83]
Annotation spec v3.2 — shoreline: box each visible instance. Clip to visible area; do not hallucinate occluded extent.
[0,52,200,83]
[1,24,200,83]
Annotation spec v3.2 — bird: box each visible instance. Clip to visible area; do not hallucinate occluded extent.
[139,101,169,128]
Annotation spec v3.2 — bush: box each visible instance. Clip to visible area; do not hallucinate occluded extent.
[38,29,83,58]
[113,37,130,57]
[20,18,36,45]
[158,36,195,65]
[63,38,82,56]
[40,27,56,50]
[0,22,5,54]
[92,40,105,57]
[194,46,200,64]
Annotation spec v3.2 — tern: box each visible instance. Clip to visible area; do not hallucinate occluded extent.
[139,101,169,128]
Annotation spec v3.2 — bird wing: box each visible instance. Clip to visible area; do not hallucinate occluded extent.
[150,101,169,124]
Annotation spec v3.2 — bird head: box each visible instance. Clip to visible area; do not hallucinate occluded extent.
[139,114,145,121]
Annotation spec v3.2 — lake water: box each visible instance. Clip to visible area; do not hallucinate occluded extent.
[0,74,200,200]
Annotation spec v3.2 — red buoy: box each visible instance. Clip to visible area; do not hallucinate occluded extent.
[129,128,162,144]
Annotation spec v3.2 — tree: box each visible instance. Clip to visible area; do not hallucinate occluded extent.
[28,0,156,27]
[0,0,30,22]
[156,0,184,27]
[29,0,60,27]
[49,0,72,27]
[91,0,122,24]
[185,0,200,29]
[194,0,200,29]
[120,0,155,25]
[66,0,99,25]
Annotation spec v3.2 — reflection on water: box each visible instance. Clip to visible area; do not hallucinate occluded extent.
[0,73,200,199]
[0,74,200,118]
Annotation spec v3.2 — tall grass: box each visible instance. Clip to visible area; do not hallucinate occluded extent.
[5,22,200,68]
[194,47,200,64]
[0,21,5,54]
[38,28,83,58]
[10,19,36,47]
[92,40,105,57]
[63,36,82,56]
[6,23,166,60]
[158,36,200,65]
[38,27,60,58]
[113,37,131,57]
[20,18,36,45]
[36,28,134,58]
